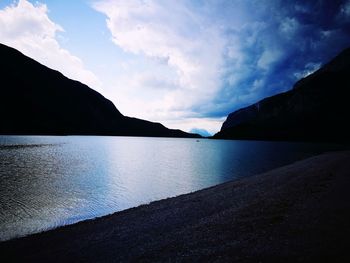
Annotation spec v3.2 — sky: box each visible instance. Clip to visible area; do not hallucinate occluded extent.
[0,0,350,135]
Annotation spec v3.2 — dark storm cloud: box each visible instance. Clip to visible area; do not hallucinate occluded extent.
[192,0,350,118]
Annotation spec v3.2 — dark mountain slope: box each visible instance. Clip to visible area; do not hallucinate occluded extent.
[214,47,350,142]
[0,43,199,138]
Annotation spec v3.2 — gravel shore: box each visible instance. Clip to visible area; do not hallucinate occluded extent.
[1,151,350,262]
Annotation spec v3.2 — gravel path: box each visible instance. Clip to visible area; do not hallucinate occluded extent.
[1,151,350,262]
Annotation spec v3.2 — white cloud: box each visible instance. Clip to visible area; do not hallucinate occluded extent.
[0,0,347,135]
[93,0,226,131]
[0,0,101,91]
[257,48,282,70]
[294,62,321,80]
[279,17,299,37]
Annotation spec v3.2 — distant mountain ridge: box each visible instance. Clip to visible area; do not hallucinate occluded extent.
[214,47,350,142]
[0,43,200,138]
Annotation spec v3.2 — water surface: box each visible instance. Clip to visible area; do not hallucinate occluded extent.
[0,136,343,241]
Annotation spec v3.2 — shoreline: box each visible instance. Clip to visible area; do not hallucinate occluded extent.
[1,151,350,262]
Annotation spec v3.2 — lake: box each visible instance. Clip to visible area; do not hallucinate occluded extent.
[0,136,343,241]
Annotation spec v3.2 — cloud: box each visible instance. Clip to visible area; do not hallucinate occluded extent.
[339,0,350,21]
[93,0,226,129]
[94,0,350,133]
[294,62,322,80]
[279,17,299,37]
[0,0,101,91]
[257,49,283,70]
[342,0,350,15]
[207,0,350,118]
[3,0,347,133]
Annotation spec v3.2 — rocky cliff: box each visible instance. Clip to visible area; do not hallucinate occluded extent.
[214,47,350,142]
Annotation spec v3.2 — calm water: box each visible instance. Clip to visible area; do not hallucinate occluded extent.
[0,136,344,241]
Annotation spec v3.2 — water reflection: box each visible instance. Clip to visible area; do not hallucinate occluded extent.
[0,136,344,241]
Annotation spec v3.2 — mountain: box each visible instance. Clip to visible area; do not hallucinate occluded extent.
[0,43,200,138]
[189,128,212,137]
[214,47,350,142]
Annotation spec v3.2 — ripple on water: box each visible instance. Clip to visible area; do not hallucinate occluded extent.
[0,135,344,241]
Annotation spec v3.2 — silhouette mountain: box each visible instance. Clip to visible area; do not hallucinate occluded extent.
[214,47,350,142]
[0,43,200,138]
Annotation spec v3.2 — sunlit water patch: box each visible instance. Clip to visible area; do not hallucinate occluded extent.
[0,135,344,241]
